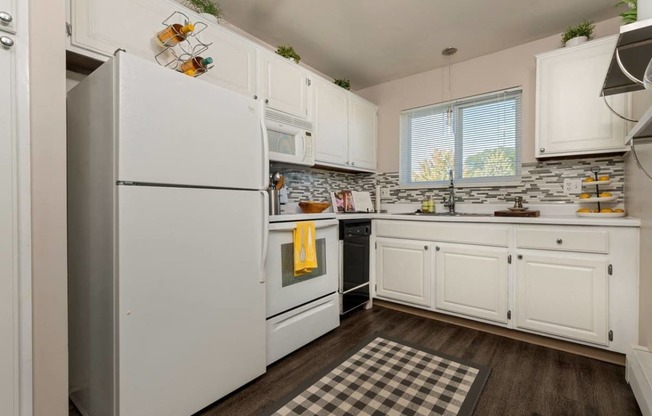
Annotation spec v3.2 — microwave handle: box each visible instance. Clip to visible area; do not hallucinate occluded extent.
[301,134,306,159]
[260,102,270,189]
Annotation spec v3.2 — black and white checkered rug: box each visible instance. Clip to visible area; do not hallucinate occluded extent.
[263,335,490,416]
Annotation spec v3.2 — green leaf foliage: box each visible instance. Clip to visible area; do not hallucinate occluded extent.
[334,79,351,90]
[276,45,301,63]
[616,0,637,24]
[561,20,595,44]
[184,0,224,19]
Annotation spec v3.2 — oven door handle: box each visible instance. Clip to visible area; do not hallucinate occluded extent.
[269,219,339,231]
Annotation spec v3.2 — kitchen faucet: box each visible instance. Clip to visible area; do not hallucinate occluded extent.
[443,169,455,213]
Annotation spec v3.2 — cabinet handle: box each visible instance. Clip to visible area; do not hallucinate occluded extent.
[0,36,14,49]
[435,246,440,251]
[253,95,258,100]
[424,245,428,250]
[556,238,563,244]
[539,147,545,153]
[264,99,269,104]
[351,161,355,166]
[0,11,12,24]
[346,161,350,165]
[517,254,523,260]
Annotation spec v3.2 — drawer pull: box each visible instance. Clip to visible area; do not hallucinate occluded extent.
[556,238,563,244]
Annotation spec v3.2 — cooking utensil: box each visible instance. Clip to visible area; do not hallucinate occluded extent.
[275,175,285,190]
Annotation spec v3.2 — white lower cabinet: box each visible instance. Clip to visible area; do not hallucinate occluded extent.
[434,244,509,324]
[515,252,609,345]
[375,238,432,307]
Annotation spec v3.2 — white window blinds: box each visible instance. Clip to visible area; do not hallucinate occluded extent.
[400,88,522,187]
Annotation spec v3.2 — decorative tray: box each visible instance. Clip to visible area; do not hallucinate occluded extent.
[578,196,617,203]
[576,212,626,218]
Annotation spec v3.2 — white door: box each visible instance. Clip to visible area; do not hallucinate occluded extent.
[348,95,377,171]
[0,0,15,34]
[0,29,16,416]
[259,51,309,119]
[375,238,432,307]
[196,22,257,98]
[536,36,629,157]
[116,53,265,190]
[118,186,267,416]
[313,77,349,166]
[515,252,609,345]
[434,244,508,324]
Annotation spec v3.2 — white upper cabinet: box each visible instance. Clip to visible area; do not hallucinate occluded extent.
[258,50,310,119]
[535,36,630,158]
[348,95,377,171]
[68,0,257,97]
[434,244,508,324]
[0,0,15,34]
[314,77,349,165]
[313,78,377,172]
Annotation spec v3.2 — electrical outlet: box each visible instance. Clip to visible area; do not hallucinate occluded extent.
[380,188,391,198]
[563,178,582,194]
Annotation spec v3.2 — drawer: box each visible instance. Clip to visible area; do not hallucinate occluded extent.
[375,220,509,247]
[516,227,608,254]
[266,293,339,365]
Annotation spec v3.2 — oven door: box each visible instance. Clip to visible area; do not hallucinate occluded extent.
[266,219,339,317]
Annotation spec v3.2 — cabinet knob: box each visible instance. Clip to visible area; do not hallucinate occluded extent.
[435,246,440,251]
[556,238,563,244]
[253,95,258,100]
[539,147,545,153]
[517,254,523,260]
[0,11,12,24]
[424,245,428,250]
[346,161,350,165]
[351,161,355,166]
[264,99,269,104]
[0,36,14,49]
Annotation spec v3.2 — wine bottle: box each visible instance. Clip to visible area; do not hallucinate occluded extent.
[179,56,213,75]
[156,23,195,47]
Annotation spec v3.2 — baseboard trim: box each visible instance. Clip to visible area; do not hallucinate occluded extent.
[374,300,626,365]
[627,346,652,416]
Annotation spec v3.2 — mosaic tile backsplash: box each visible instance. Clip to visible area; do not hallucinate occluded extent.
[273,156,625,205]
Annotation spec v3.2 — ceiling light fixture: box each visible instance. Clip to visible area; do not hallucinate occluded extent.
[442,47,458,131]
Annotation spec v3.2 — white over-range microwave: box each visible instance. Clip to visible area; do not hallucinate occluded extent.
[265,108,314,167]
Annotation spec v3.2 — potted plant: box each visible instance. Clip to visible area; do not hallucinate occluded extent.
[276,45,301,63]
[616,0,637,24]
[561,20,595,47]
[183,0,224,23]
[334,79,351,90]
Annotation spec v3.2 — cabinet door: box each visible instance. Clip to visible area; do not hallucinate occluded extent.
[0,38,16,416]
[536,36,629,157]
[0,0,15,34]
[314,77,349,166]
[515,252,608,345]
[259,51,309,119]
[375,238,432,307]
[195,23,257,98]
[348,94,377,171]
[434,244,508,323]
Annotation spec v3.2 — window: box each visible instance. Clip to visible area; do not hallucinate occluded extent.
[400,88,522,187]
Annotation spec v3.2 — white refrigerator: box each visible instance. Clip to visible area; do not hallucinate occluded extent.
[67,52,269,416]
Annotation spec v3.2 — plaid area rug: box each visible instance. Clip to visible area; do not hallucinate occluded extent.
[263,335,490,416]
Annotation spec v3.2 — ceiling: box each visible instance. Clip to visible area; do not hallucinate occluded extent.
[216,0,622,90]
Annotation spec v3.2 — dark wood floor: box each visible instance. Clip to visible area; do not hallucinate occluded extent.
[71,306,642,416]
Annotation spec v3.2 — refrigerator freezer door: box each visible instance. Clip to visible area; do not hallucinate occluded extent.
[117,185,266,416]
[116,53,266,190]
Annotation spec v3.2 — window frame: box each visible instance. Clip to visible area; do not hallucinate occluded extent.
[400,87,522,189]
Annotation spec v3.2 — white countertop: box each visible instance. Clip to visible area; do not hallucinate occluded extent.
[271,203,640,227]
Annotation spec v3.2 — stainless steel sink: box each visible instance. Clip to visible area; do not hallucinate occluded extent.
[393,212,494,217]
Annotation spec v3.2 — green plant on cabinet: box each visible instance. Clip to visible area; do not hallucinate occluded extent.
[183,0,224,20]
[561,20,595,45]
[276,45,301,63]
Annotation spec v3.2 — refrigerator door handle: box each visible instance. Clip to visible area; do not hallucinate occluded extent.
[260,190,269,283]
[260,102,270,189]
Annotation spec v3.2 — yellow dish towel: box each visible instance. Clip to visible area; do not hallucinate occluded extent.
[294,221,318,276]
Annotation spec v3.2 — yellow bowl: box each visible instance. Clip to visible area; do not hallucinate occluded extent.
[299,201,332,213]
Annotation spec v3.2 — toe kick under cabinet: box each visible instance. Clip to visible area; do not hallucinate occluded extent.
[372,220,639,353]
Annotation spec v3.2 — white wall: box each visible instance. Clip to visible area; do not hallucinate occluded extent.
[30,0,69,414]
[357,17,621,173]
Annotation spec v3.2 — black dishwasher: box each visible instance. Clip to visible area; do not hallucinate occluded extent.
[339,219,371,314]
